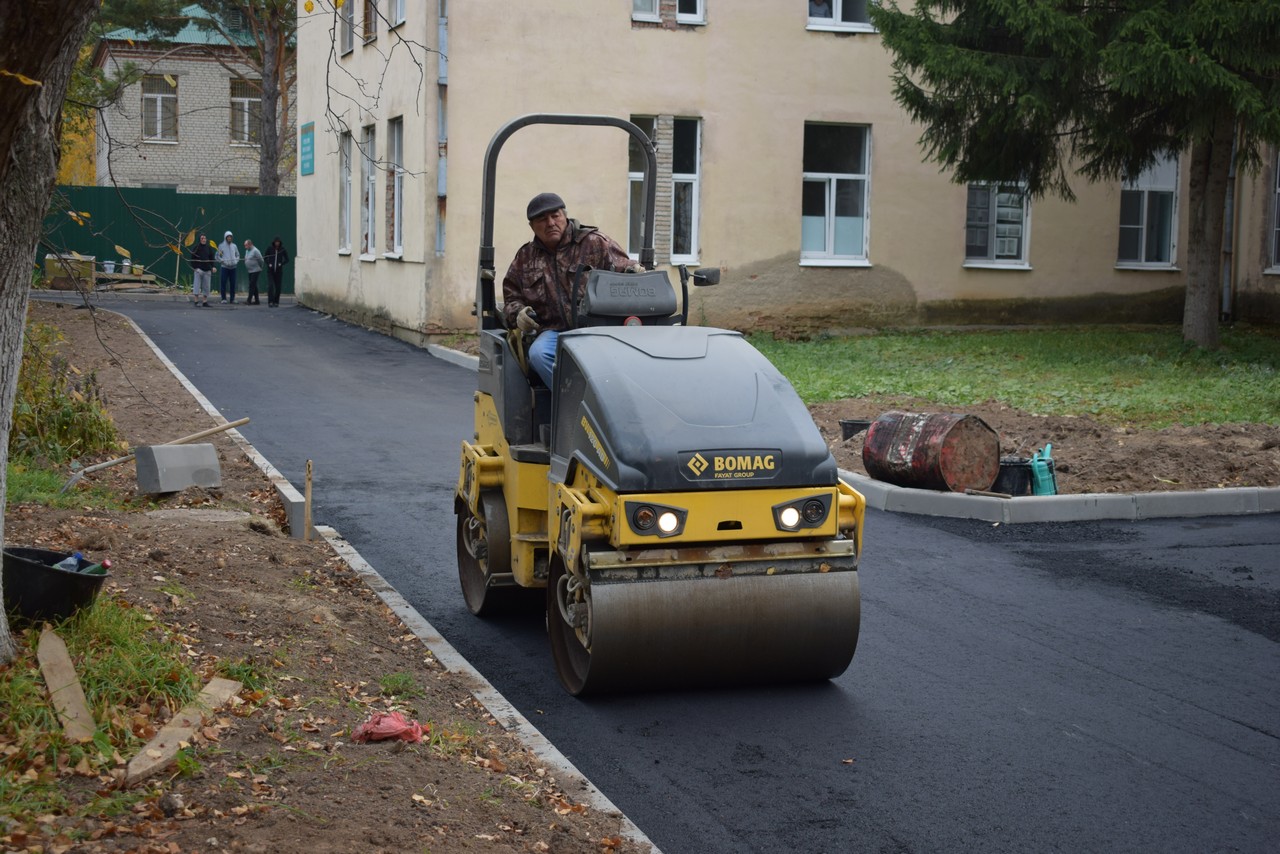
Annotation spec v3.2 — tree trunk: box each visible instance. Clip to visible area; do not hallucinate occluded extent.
[1182,116,1235,349]
[0,0,100,664]
[257,15,281,196]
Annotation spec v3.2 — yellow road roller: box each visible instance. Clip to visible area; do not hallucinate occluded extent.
[456,115,865,695]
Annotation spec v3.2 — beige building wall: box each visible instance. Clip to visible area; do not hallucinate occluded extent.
[294,1,1278,338]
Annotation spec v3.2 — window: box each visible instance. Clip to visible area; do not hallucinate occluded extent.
[677,0,705,24]
[339,131,352,251]
[632,0,660,22]
[671,118,701,262]
[340,0,354,53]
[1118,155,1177,266]
[387,118,404,255]
[141,75,178,142]
[801,123,870,262]
[229,185,259,195]
[808,0,872,30]
[229,79,262,145]
[965,184,1030,265]
[627,116,656,257]
[360,125,377,256]
[363,0,377,43]
[1270,153,1280,269]
[391,0,405,26]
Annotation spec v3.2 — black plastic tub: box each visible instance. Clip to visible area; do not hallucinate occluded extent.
[993,456,1056,497]
[2,547,110,622]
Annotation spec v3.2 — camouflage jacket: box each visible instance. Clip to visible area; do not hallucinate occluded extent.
[502,219,631,331]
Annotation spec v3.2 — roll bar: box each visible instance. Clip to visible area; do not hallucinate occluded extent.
[474,114,658,331]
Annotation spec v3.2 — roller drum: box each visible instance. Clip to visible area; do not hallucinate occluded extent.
[555,569,859,694]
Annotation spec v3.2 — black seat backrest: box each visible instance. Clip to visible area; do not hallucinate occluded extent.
[577,269,678,326]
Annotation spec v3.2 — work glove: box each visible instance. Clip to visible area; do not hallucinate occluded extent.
[516,306,540,334]
[625,263,646,274]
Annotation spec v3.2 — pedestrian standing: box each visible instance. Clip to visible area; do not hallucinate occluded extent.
[216,230,240,303]
[244,239,264,305]
[189,233,215,307]
[264,236,290,307]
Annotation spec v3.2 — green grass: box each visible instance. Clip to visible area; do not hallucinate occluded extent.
[0,599,202,830]
[6,458,132,510]
[749,325,1280,428]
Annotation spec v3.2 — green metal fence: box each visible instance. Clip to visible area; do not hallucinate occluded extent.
[40,186,297,293]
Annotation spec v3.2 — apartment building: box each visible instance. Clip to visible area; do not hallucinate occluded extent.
[293,0,1279,339]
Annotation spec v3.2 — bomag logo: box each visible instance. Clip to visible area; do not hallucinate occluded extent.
[609,285,656,298]
[680,450,781,481]
[580,415,611,468]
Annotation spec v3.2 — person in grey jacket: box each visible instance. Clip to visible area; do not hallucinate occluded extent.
[216,230,241,303]
[243,239,265,305]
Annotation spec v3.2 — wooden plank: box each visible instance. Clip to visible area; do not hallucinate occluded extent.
[124,677,242,787]
[36,628,96,742]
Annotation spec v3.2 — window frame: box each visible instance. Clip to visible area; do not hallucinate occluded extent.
[363,0,378,43]
[360,125,377,259]
[632,0,660,23]
[390,0,405,27]
[1270,151,1280,272]
[670,117,701,265]
[1117,154,1179,269]
[339,131,352,253]
[800,123,872,265]
[340,0,354,54]
[676,0,705,25]
[386,117,405,257]
[141,75,178,143]
[963,182,1031,268]
[229,78,262,146]
[807,0,875,33]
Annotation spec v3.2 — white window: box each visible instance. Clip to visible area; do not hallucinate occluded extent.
[1271,153,1280,269]
[802,123,870,262]
[965,184,1030,265]
[340,0,354,54]
[141,75,177,142]
[632,0,659,22]
[677,0,705,24]
[391,0,405,26]
[339,131,352,251]
[363,0,377,43]
[671,118,701,263]
[1118,155,1177,266]
[360,125,377,256]
[627,116,655,257]
[808,0,873,30]
[229,79,261,145]
[387,117,404,255]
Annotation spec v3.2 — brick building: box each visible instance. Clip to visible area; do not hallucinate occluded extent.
[93,5,296,196]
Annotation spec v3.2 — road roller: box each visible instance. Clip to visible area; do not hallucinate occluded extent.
[455,115,865,695]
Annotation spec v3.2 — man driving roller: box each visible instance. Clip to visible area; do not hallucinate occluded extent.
[502,192,637,387]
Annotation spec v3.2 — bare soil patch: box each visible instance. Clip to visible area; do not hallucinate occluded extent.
[6,300,643,854]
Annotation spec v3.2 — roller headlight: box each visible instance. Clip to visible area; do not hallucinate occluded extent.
[657,511,680,534]
[624,501,688,538]
[772,494,832,531]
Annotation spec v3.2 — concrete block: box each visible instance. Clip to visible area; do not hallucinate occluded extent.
[1258,488,1280,515]
[841,471,890,511]
[885,486,1005,522]
[1004,493,1136,524]
[135,443,221,494]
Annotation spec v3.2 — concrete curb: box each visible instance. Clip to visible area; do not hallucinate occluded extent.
[843,470,1280,523]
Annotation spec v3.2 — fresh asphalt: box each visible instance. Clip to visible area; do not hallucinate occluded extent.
[52,296,1279,853]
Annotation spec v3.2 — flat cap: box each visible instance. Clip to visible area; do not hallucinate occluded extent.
[526,192,565,220]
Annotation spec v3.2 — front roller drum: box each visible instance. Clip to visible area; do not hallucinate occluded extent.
[548,558,860,695]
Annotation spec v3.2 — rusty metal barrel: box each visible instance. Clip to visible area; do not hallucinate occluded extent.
[862,411,1000,492]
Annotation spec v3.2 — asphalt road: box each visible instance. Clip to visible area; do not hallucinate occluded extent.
[88,297,1280,853]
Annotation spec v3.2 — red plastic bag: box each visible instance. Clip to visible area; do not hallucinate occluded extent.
[351,710,425,743]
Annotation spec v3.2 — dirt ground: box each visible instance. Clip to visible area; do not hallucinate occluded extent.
[6,300,645,854]
[7,299,1278,853]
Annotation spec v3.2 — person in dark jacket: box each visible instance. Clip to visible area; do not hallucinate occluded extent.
[502,193,635,386]
[189,233,216,307]
[264,236,290,307]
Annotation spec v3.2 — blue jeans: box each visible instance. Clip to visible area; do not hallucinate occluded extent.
[219,267,237,301]
[528,330,558,387]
